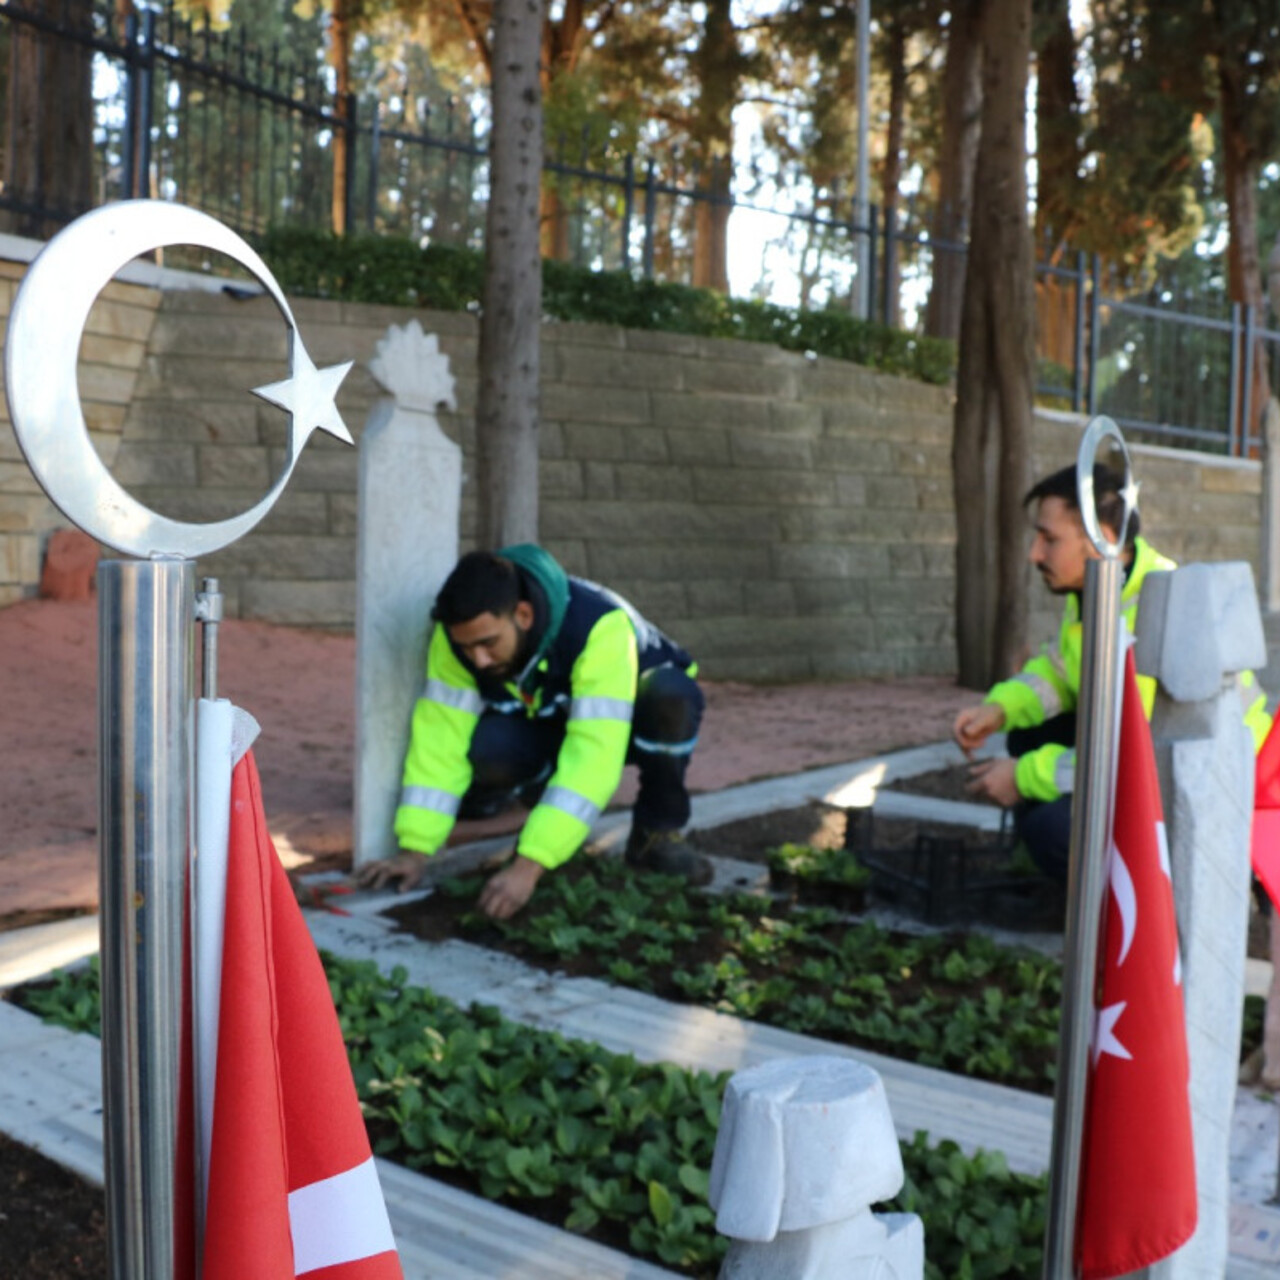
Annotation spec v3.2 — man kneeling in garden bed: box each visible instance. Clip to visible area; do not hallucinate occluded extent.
[355,545,712,918]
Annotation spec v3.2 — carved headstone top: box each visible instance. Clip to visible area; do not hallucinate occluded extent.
[368,320,457,414]
[1135,562,1266,701]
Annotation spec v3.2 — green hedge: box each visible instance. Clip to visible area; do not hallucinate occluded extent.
[254,228,956,386]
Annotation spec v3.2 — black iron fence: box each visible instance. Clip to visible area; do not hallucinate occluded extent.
[2,0,1275,458]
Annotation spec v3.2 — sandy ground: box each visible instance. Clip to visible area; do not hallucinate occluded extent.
[0,597,976,920]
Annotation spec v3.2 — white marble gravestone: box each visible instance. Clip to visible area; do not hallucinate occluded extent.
[709,1055,923,1279]
[1134,562,1266,1280]
[353,321,462,867]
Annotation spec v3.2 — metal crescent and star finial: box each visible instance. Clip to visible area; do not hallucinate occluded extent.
[1076,415,1137,559]
[4,199,353,560]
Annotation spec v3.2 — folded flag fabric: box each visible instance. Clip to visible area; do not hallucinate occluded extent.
[1252,714,1280,910]
[201,747,402,1279]
[1077,650,1196,1278]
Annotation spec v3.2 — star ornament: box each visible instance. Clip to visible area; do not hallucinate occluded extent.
[1093,1001,1133,1065]
[253,337,354,448]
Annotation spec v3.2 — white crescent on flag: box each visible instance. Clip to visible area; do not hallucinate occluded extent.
[1109,844,1137,967]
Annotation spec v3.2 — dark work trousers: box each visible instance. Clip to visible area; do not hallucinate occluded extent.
[1007,712,1076,883]
[461,665,705,833]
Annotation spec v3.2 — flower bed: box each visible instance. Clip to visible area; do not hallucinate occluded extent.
[11,956,1048,1279]
[392,858,1064,1092]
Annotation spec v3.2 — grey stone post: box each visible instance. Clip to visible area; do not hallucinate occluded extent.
[1134,562,1266,1280]
[353,321,461,867]
[708,1056,923,1278]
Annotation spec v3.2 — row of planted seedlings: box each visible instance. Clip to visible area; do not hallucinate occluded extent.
[17,848,1266,1280]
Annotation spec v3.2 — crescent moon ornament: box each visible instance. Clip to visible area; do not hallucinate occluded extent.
[4,200,353,560]
[1075,414,1137,560]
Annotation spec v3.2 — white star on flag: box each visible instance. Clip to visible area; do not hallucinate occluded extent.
[1093,1001,1132,1064]
[253,339,354,446]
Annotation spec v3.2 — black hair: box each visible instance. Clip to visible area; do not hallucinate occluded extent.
[432,551,522,625]
[1023,463,1140,547]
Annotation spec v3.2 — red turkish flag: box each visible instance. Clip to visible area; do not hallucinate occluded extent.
[1250,717,1280,910]
[200,750,403,1279]
[1077,650,1197,1279]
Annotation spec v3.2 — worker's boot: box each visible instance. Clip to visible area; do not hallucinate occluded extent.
[624,826,714,886]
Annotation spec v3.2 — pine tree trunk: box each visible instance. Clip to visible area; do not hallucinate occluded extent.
[330,0,352,235]
[924,0,982,342]
[4,0,94,236]
[952,0,1035,690]
[476,0,545,548]
[1220,66,1272,448]
[691,0,736,293]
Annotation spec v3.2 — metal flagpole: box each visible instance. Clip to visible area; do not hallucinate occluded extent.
[4,200,353,1278]
[1041,416,1139,1278]
[97,557,194,1276]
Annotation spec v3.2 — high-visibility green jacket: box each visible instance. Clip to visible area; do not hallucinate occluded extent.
[986,537,1271,801]
[395,544,696,870]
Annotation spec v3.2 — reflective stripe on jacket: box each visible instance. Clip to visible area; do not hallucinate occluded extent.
[395,545,693,870]
[987,537,1172,803]
[986,537,1272,801]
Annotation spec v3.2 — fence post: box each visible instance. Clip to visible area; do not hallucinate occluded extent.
[621,152,635,273]
[135,10,157,198]
[366,106,380,232]
[342,92,358,237]
[643,158,656,280]
[882,201,896,328]
[867,203,879,325]
[1229,303,1242,457]
[1243,303,1257,458]
[1072,250,1086,413]
[1087,254,1102,416]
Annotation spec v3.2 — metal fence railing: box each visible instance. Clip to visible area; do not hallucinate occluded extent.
[1,0,1272,458]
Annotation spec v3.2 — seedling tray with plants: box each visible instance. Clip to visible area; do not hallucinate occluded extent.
[844,806,1066,930]
[765,841,871,911]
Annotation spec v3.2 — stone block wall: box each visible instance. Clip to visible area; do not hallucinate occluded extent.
[0,262,161,604]
[0,270,1265,680]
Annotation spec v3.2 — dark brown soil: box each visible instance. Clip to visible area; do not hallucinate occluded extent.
[689,800,989,861]
[0,1132,105,1279]
[883,763,994,805]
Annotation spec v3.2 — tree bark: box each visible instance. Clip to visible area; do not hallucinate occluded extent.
[475,0,545,548]
[4,0,94,237]
[691,0,737,293]
[329,0,353,235]
[952,0,1035,690]
[1219,62,1272,448]
[924,0,982,342]
[1033,0,1079,257]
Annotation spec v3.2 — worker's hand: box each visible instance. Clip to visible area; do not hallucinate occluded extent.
[478,855,545,920]
[966,757,1020,808]
[350,851,430,893]
[953,703,1006,757]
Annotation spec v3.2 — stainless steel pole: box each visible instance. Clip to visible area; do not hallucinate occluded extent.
[1041,554,1125,1278]
[99,557,195,1280]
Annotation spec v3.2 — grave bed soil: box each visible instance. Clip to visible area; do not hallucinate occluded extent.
[0,1131,106,1279]
[386,850,1062,1095]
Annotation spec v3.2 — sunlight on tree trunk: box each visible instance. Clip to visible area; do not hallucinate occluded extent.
[1220,68,1272,448]
[924,0,981,343]
[952,0,1035,691]
[476,0,545,548]
[691,0,738,293]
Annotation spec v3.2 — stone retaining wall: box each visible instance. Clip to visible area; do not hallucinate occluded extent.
[0,272,1264,680]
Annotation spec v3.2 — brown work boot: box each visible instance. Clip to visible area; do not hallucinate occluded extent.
[624,826,714,886]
